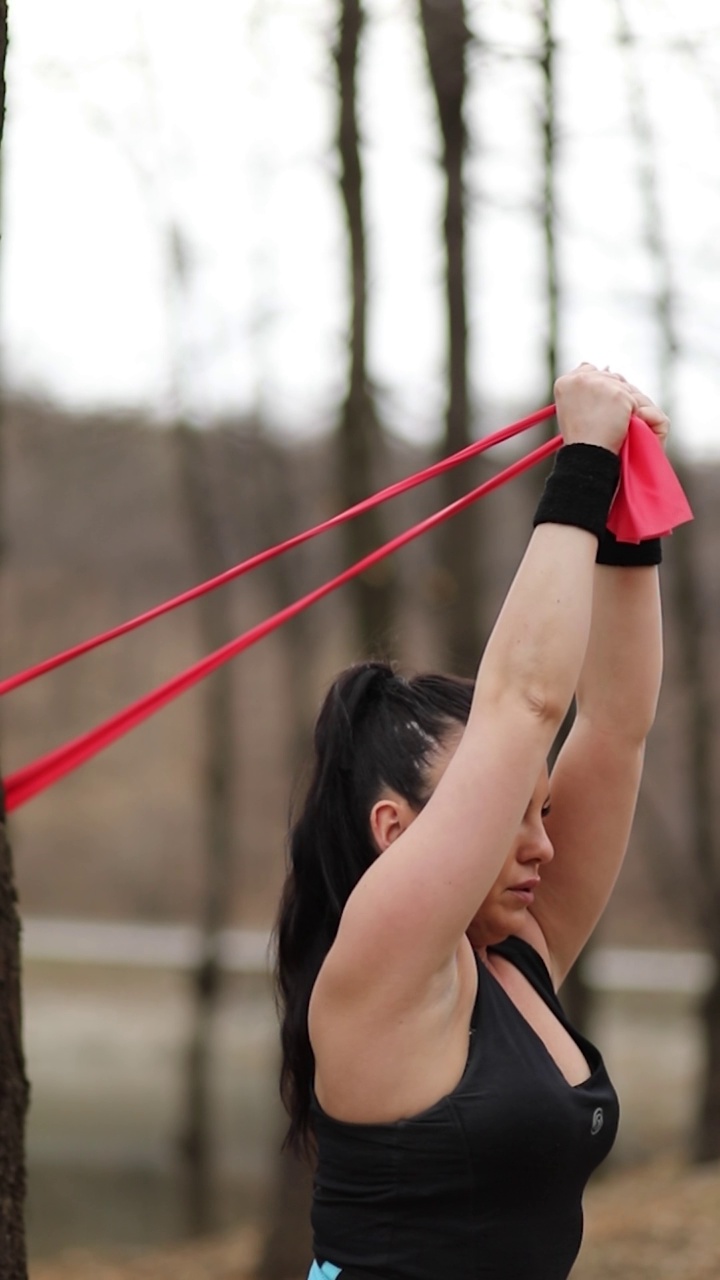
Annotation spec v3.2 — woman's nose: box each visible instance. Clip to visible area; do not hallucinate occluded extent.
[522,821,554,866]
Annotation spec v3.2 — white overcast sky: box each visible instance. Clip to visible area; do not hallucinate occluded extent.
[2,0,720,453]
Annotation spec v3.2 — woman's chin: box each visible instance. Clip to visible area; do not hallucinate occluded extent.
[466,918,512,950]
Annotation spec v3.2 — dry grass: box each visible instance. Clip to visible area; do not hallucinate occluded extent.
[31,1224,261,1280]
[575,1157,720,1279]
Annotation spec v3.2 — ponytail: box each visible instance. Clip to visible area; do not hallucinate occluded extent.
[274,662,473,1155]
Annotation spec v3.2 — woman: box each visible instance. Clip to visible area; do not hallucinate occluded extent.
[275,364,666,1280]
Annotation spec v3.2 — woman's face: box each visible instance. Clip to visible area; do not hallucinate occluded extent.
[465,766,553,950]
[423,732,554,950]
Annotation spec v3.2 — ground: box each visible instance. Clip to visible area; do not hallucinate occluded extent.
[575,1157,720,1279]
[32,1158,720,1280]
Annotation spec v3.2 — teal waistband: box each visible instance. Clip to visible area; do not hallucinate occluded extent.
[308,1262,341,1280]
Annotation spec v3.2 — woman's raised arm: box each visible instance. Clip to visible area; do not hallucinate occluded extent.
[526,385,667,983]
[323,367,640,997]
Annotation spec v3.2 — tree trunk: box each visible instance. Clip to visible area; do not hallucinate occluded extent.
[174,423,237,1234]
[669,489,720,1160]
[259,10,395,1271]
[541,0,592,1035]
[251,435,319,1280]
[334,0,395,655]
[256,1144,314,1280]
[613,0,679,409]
[0,812,29,1279]
[694,951,720,1163]
[250,433,318,758]
[668,485,717,924]
[539,0,558,407]
[614,0,720,1160]
[0,6,31,1273]
[418,0,482,674]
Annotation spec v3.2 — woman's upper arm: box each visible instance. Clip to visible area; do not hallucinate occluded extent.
[531,565,663,983]
[529,715,645,984]
[319,696,555,1003]
[318,515,610,1006]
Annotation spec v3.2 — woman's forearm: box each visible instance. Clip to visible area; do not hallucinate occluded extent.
[470,371,636,735]
[576,564,663,741]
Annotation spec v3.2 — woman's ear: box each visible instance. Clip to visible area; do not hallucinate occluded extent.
[369,794,415,853]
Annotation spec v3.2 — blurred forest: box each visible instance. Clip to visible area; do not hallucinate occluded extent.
[2,0,720,1277]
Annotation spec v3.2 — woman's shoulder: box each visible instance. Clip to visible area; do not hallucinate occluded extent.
[309,936,480,1127]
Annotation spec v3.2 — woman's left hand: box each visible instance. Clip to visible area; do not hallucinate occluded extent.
[603,369,670,451]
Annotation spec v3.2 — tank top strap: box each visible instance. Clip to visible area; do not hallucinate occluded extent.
[469,944,483,1032]
[488,934,559,1006]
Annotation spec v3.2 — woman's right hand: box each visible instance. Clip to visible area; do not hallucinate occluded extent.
[554,363,636,455]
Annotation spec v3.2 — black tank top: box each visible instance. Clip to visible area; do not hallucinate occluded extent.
[311,935,618,1280]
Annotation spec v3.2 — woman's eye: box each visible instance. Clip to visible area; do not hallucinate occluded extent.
[541,803,552,819]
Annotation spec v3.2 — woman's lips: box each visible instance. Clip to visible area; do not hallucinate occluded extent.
[508,879,540,905]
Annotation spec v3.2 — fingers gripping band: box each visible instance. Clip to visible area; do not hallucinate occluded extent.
[596,528,662,567]
[533,443,621,542]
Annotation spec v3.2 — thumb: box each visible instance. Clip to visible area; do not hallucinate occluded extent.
[633,404,670,449]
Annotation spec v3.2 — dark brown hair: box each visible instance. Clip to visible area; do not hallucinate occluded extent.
[274,660,473,1155]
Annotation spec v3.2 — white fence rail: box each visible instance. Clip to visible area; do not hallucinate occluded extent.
[21,918,716,994]
[22,918,272,974]
[584,946,715,995]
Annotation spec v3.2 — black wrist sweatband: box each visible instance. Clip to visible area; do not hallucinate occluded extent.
[533,444,621,542]
[596,528,662,567]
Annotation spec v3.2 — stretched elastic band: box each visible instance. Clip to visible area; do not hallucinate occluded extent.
[3,436,561,812]
[0,406,556,698]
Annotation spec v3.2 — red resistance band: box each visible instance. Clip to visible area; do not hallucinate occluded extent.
[0,405,557,698]
[3,435,559,812]
[2,412,692,812]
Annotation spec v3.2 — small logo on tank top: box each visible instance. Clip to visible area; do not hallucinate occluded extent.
[590,1107,604,1136]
